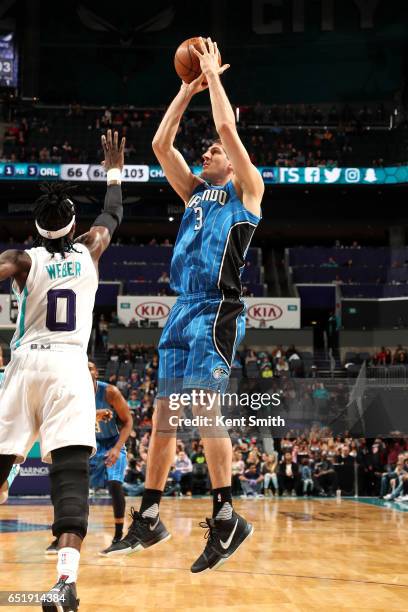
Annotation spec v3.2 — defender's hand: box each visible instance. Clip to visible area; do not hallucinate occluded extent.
[190,37,230,78]
[101,129,126,171]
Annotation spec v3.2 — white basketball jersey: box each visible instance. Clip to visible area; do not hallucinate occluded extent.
[11,245,98,351]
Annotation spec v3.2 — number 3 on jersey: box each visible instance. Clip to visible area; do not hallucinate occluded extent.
[194,206,203,231]
[46,289,76,332]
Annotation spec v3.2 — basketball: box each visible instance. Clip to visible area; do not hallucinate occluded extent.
[174,36,222,83]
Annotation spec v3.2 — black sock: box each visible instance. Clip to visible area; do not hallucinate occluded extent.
[0,455,16,487]
[212,486,233,519]
[140,488,162,516]
[114,523,123,540]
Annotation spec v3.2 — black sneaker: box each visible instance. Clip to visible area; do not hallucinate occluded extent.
[98,536,124,557]
[100,507,171,555]
[191,511,254,573]
[45,539,59,556]
[41,577,79,611]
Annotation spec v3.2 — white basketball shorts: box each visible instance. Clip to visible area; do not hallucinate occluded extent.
[0,346,96,464]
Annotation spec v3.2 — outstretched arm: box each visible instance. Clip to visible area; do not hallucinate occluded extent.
[152,78,207,204]
[0,249,31,291]
[76,129,125,262]
[192,38,264,217]
[153,58,230,204]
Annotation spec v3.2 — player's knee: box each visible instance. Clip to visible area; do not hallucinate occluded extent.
[154,397,180,435]
[49,445,92,539]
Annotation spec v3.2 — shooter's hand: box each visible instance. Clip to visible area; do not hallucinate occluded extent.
[190,37,230,79]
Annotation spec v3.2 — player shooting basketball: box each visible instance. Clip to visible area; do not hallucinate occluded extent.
[0,130,125,611]
[109,37,264,572]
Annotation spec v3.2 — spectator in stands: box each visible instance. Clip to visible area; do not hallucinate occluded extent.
[108,345,120,361]
[116,375,129,398]
[231,450,246,494]
[300,458,314,496]
[321,257,338,268]
[393,345,407,364]
[312,382,329,401]
[123,459,145,497]
[384,454,408,501]
[128,371,141,391]
[157,271,170,283]
[386,439,406,469]
[128,390,141,413]
[286,344,300,360]
[262,454,278,495]
[239,463,264,497]
[275,357,289,377]
[278,451,300,496]
[190,444,208,495]
[313,453,338,496]
[375,346,391,365]
[335,444,355,494]
[173,451,193,496]
[272,345,284,362]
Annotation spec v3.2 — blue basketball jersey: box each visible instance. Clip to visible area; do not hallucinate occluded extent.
[95,381,120,441]
[170,180,260,296]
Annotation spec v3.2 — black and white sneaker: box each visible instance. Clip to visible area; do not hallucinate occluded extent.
[191,512,253,573]
[45,539,59,555]
[41,576,79,611]
[100,507,171,555]
[98,536,124,557]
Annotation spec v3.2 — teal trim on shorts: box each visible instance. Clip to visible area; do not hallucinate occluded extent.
[14,286,28,349]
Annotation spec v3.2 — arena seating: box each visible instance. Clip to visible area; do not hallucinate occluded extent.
[288,246,408,299]
[2,103,406,168]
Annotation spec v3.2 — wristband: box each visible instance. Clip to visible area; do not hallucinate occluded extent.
[107,168,122,183]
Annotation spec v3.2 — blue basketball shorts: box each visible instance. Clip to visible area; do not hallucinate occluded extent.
[89,438,127,488]
[158,292,246,397]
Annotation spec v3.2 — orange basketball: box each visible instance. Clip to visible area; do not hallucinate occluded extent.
[174,37,222,84]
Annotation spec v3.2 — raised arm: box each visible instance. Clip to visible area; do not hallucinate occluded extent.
[0,249,31,292]
[152,79,208,204]
[76,129,125,262]
[192,38,264,217]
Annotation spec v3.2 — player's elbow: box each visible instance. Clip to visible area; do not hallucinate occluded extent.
[152,138,170,155]
[217,122,236,137]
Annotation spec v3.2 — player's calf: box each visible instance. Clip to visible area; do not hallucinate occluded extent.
[44,445,91,610]
[0,460,19,504]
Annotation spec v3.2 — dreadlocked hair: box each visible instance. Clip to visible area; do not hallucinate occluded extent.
[33,183,79,258]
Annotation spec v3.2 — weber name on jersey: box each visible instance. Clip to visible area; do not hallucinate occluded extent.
[11,244,98,351]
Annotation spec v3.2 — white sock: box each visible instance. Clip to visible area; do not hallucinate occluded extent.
[216,502,233,521]
[141,503,159,519]
[57,547,80,584]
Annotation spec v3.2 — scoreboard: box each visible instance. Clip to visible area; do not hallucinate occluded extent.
[0,32,17,88]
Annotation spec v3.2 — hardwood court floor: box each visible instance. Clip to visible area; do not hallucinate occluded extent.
[1,497,408,611]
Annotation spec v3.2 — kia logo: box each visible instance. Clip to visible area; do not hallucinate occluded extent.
[135,302,170,320]
[247,303,283,321]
